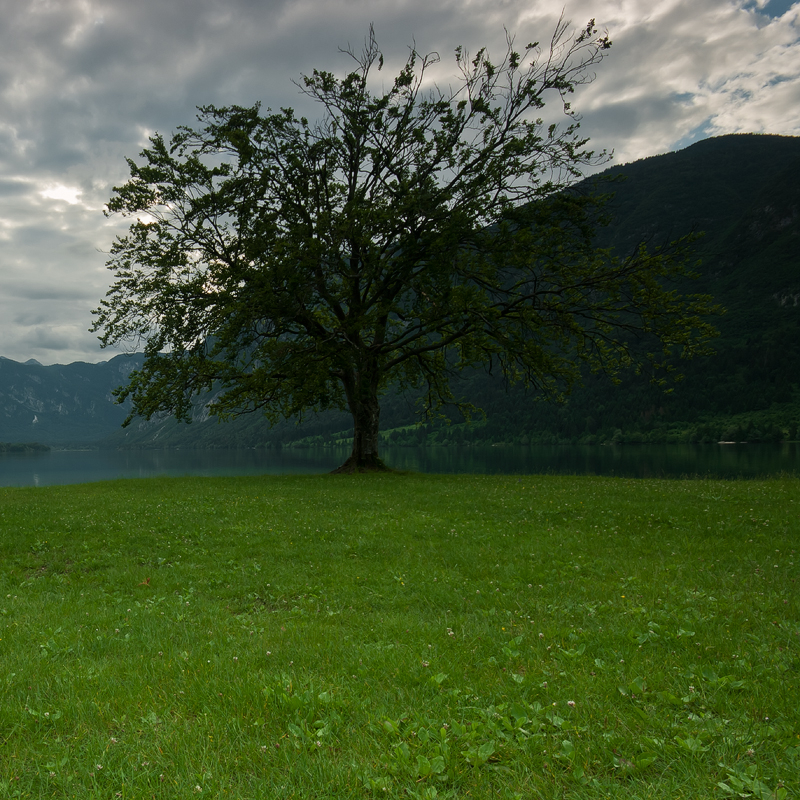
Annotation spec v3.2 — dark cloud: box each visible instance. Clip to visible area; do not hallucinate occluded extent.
[19,325,85,352]
[0,178,33,197]
[3,278,96,302]
[0,0,798,364]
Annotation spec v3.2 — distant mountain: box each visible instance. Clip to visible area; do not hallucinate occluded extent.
[2,133,798,448]
[0,354,142,445]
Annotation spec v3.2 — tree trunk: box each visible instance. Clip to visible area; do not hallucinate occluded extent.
[332,368,390,473]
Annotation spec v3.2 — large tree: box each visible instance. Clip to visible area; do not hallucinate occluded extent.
[93,20,718,471]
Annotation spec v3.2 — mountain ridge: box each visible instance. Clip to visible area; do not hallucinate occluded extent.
[2,133,798,448]
[0,353,143,445]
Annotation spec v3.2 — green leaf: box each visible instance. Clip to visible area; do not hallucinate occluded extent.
[287,722,302,738]
[430,755,446,774]
[629,676,646,695]
[509,703,528,726]
[701,667,719,683]
[635,755,656,770]
[478,741,496,763]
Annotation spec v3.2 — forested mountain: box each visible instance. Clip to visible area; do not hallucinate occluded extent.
[2,133,798,448]
[454,132,800,446]
[557,133,800,442]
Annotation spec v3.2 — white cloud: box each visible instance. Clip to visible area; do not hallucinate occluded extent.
[40,184,83,205]
[0,0,798,363]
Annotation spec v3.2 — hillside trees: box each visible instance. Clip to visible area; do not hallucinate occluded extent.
[93,20,719,472]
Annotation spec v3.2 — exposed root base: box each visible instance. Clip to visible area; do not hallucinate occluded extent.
[330,455,392,474]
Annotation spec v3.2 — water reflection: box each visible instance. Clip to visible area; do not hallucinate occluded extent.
[0,443,797,488]
[387,442,800,478]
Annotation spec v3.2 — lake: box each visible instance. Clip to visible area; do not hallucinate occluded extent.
[0,443,798,487]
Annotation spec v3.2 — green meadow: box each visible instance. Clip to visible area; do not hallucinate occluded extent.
[0,473,797,799]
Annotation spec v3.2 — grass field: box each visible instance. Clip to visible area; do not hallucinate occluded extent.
[0,473,797,798]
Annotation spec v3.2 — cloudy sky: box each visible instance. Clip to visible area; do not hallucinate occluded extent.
[0,0,798,365]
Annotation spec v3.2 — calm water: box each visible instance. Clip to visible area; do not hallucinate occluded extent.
[0,443,798,487]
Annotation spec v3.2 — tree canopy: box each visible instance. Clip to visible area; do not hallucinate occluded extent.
[93,19,719,471]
